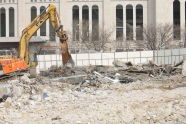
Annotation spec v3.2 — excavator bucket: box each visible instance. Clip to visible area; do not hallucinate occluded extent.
[60,41,74,67]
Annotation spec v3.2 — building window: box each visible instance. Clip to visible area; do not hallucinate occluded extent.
[116,5,123,41]
[31,6,37,36]
[40,6,46,36]
[49,23,56,41]
[82,5,89,41]
[49,18,56,41]
[0,8,6,37]
[92,5,99,41]
[9,7,15,37]
[72,5,79,41]
[173,0,180,40]
[126,5,133,40]
[136,4,143,40]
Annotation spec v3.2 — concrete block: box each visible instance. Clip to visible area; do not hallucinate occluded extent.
[29,67,37,78]
[0,84,12,99]
[12,86,23,98]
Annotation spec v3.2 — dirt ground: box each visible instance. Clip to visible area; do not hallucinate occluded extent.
[0,67,186,124]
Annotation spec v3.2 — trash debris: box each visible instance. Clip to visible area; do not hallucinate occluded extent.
[42,93,49,99]
[51,116,62,121]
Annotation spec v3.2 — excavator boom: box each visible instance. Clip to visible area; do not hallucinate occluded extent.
[19,4,73,66]
[0,4,73,76]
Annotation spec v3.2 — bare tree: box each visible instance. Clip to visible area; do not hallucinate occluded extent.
[98,28,115,51]
[139,24,174,50]
[79,21,114,51]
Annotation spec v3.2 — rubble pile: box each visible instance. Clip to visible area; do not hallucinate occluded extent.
[0,60,185,123]
[40,60,183,86]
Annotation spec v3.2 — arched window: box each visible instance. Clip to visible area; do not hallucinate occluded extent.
[0,8,6,37]
[49,7,55,41]
[116,5,123,41]
[126,5,133,40]
[136,4,143,40]
[49,18,56,41]
[72,5,79,41]
[40,6,46,36]
[92,5,99,41]
[31,6,37,36]
[82,5,89,41]
[173,0,180,40]
[9,7,15,37]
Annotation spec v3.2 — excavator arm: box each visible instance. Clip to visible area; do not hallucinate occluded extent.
[0,4,73,77]
[19,4,73,67]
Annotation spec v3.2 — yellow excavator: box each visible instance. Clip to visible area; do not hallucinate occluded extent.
[0,4,74,77]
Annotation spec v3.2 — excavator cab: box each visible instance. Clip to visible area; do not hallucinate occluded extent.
[0,50,15,59]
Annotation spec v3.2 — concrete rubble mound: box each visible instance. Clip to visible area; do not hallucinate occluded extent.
[0,60,185,123]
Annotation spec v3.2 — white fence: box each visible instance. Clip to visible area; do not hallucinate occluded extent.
[36,48,186,72]
[154,48,185,65]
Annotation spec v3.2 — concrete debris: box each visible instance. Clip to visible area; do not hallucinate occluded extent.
[20,74,32,84]
[12,86,23,98]
[113,60,183,77]
[113,60,129,69]
[0,61,185,123]
[93,71,118,83]
[0,84,12,101]
[57,75,87,85]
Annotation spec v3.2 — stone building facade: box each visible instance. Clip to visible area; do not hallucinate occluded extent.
[0,0,185,50]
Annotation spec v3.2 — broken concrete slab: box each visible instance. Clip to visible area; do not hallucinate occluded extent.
[52,75,88,85]
[20,74,32,84]
[113,60,128,69]
[0,84,12,100]
[12,86,23,98]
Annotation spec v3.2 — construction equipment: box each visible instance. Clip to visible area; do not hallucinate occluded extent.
[0,50,15,59]
[0,4,74,77]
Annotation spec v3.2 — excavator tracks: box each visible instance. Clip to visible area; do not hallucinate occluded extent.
[0,74,15,82]
[0,71,24,82]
